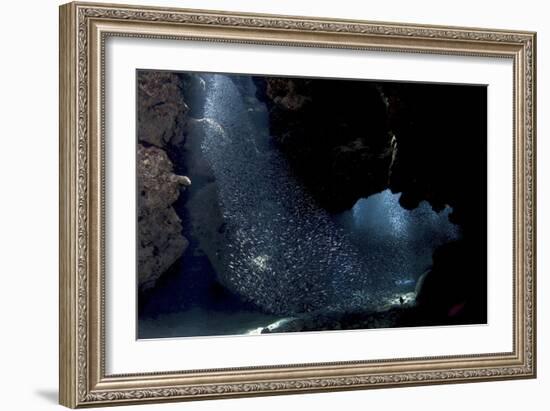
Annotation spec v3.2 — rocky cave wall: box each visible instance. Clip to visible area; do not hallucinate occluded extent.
[252,77,396,212]
[136,71,191,291]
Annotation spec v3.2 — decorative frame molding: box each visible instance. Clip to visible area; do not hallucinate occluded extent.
[59,2,536,408]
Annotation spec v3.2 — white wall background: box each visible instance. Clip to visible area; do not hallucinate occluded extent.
[0,0,546,409]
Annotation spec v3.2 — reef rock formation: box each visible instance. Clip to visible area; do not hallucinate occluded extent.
[137,71,189,148]
[136,70,204,291]
[137,144,191,291]
[254,77,396,212]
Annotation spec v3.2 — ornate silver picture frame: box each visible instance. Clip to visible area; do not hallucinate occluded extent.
[59,1,536,408]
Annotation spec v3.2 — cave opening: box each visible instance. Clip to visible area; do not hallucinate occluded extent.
[137,70,487,338]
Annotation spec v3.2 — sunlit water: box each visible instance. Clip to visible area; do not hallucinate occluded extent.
[138,74,461,338]
[334,190,460,292]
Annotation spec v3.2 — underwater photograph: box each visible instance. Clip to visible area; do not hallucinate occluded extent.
[136,69,487,339]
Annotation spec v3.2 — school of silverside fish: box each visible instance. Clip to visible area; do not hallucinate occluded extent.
[187,74,460,317]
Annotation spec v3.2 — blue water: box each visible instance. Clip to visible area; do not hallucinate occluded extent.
[138,74,461,338]
[334,191,460,291]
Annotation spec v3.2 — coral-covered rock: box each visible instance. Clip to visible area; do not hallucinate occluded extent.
[137,144,190,291]
[137,71,189,147]
[255,77,395,212]
[265,78,311,111]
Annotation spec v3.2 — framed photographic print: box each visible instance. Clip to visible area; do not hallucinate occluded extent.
[59,1,537,408]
